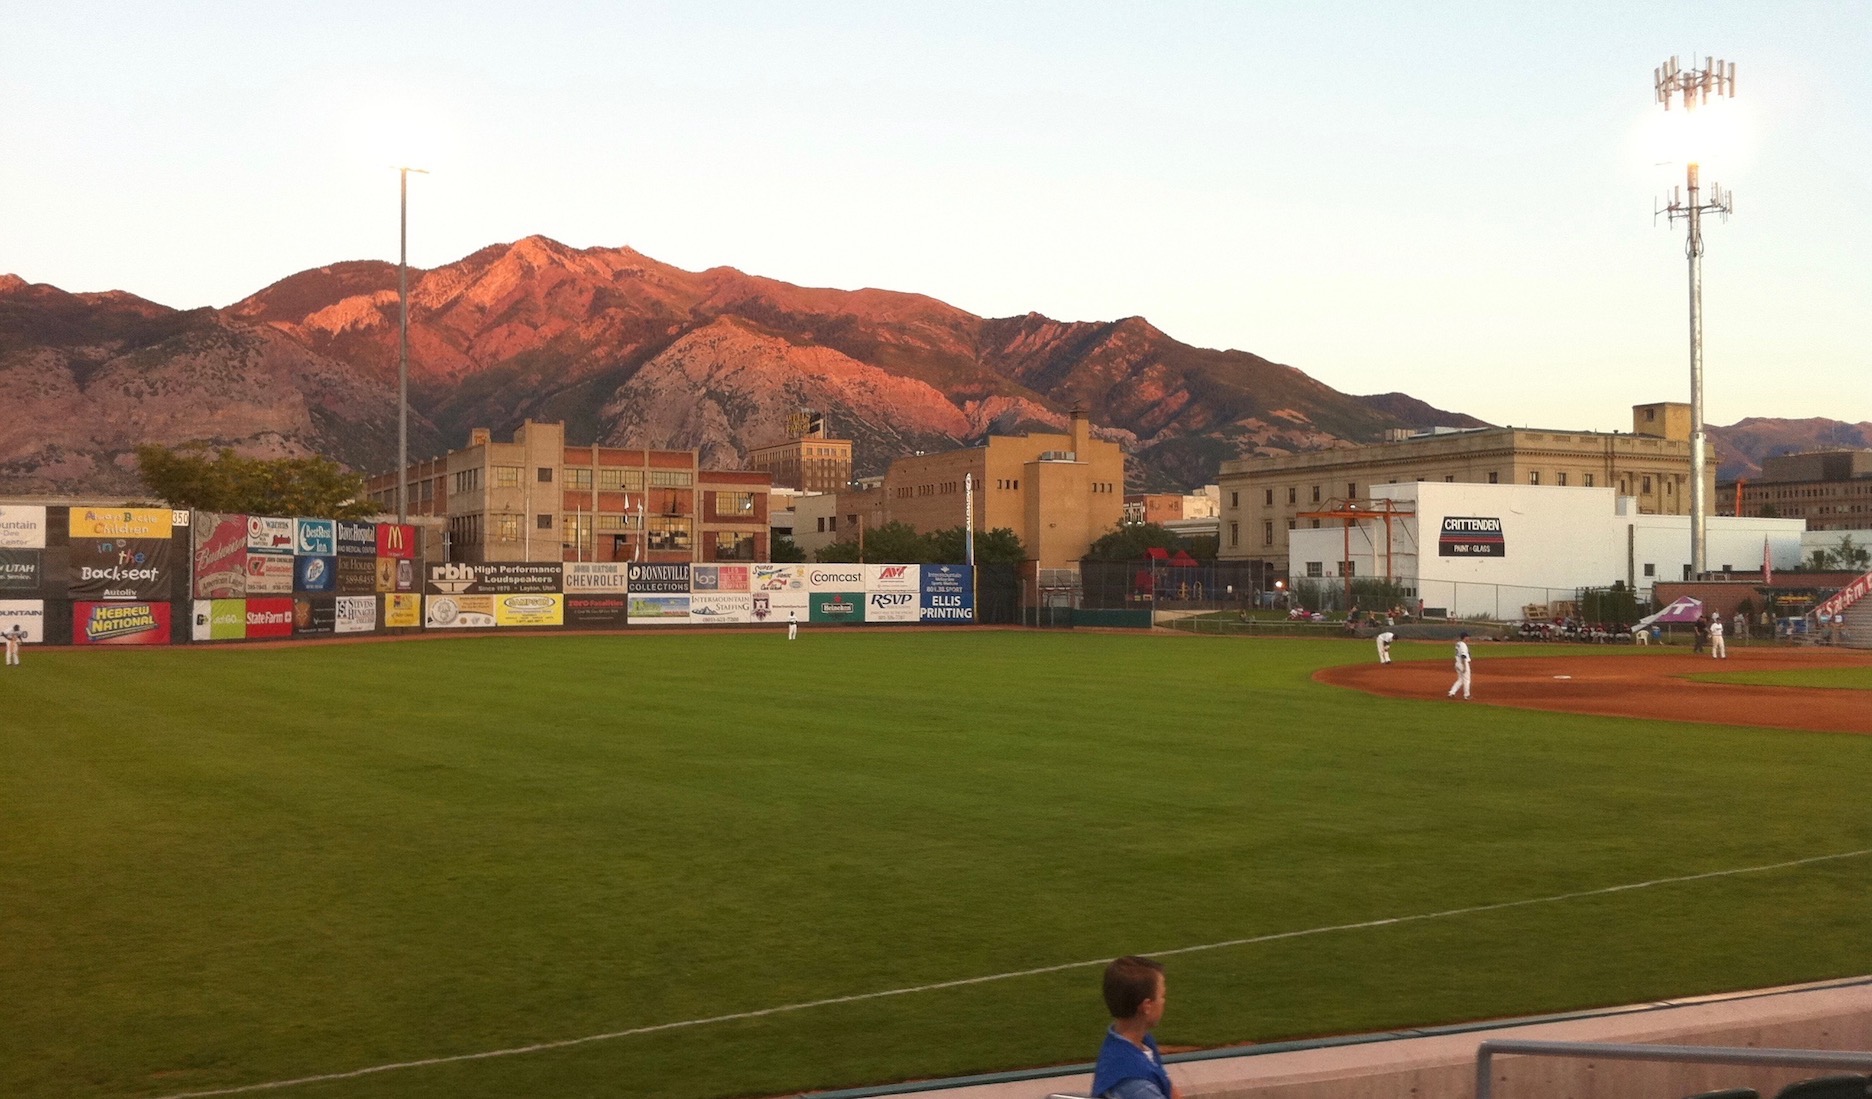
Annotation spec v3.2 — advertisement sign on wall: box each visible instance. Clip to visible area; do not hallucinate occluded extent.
[246,553,294,594]
[751,564,809,610]
[565,595,628,628]
[335,556,378,595]
[376,523,416,559]
[294,519,336,556]
[865,564,920,592]
[193,514,248,598]
[0,505,48,548]
[72,601,171,645]
[383,593,422,628]
[692,564,750,592]
[1438,516,1506,557]
[494,593,563,627]
[920,565,974,622]
[375,557,415,593]
[70,507,173,540]
[426,562,562,595]
[191,599,247,641]
[563,562,629,594]
[628,594,691,622]
[808,566,864,593]
[690,592,752,623]
[335,595,377,634]
[810,591,865,624]
[426,594,497,629]
[295,555,336,593]
[69,539,173,601]
[247,516,294,554]
[627,562,690,594]
[246,597,294,638]
[0,549,42,593]
[866,590,919,623]
[0,600,45,643]
[335,521,377,557]
[293,596,335,636]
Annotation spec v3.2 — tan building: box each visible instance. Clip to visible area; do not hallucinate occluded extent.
[365,421,771,564]
[1728,449,1872,531]
[746,434,853,494]
[883,409,1123,569]
[1217,403,1715,573]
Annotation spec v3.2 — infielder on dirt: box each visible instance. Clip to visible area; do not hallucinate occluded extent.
[1447,631,1471,700]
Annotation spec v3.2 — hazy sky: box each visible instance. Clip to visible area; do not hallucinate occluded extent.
[4,2,1867,430]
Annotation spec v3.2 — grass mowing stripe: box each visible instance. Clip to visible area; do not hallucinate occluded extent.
[143,846,1872,1099]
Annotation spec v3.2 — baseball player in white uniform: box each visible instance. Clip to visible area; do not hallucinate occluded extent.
[1,622,25,666]
[1375,630,1395,664]
[1709,616,1726,658]
[787,609,798,641]
[1447,631,1472,700]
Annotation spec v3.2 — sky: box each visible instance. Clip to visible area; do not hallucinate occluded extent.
[3,1,1868,431]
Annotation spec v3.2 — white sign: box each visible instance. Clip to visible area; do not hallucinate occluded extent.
[563,562,630,593]
[690,592,753,624]
[0,506,47,549]
[865,563,920,592]
[335,595,377,634]
[247,516,294,553]
[866,590,919,623]
[425,595,496,629]
[0,599,45,642]
[808,566,864,593]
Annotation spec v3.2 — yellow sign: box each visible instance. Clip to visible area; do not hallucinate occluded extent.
[69,507,174,540]
[494,592,563,627]
[384,593,422,628]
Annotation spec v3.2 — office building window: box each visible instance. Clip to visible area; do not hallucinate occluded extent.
[1444,474,1455,482]
[565,467,593,489]
[1644,563,1656,577]
[1346,482,1356,499]
[1264,488,1273,506]
[494,465,521,488]
[599,468,644,490]
[1643,476,1653,493]
[650,470,693,487]
[713,491,755,516]
[1264,521,1274,545]
[1341,560,1356,577]
[1584,473,1595,487]
[1228,522,1239,548]
[1311,486,1321,503]
[494,514,520,542]
[1287,487,1297,505]
[1305,561,1323,578]
[1557,472,1568,486]
[1231,491,1240,508]
[537,467,553,483]
[647,517,692,550]
[1529,471,1541,485]
[714,532,756,560]
[537,513,554,529]
[1488,471,1499,484]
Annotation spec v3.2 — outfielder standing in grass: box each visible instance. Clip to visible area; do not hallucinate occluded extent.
[1447,631,1472,700]
[1,622,24,667]
[1091,955,1177,1099]
[788,609,798,641]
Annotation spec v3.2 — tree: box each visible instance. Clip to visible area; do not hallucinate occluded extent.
[1832,534,1870,570]
[814,538,861,563]
[925,525,1027,564]
[857,521,934,563]
[769,535,808,563]
[137,444,375,519]
[1085,522,1182,561]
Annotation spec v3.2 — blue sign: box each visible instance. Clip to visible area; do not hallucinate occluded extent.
[294,519,336,556]
[295,555,336,593]
[919,564,974,623]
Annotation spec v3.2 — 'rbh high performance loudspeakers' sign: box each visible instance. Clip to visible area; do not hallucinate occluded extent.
[1438,516,1505,557]
[427,562,562,596]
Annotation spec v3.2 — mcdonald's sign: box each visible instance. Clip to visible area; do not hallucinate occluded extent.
[376,523,416,559]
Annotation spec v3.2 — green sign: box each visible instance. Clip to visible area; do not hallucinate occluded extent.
[809,591,865,625]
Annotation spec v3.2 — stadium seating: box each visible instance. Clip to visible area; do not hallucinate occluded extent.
[1774,1076,1870,1099]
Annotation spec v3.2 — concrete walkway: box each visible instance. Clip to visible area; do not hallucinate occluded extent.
[854,978,1872,1099]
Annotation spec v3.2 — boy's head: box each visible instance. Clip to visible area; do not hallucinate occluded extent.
[1102,955,1166,1022]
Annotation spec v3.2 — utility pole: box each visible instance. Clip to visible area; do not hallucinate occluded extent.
[1653,56,1735,578]
[396,166,429,524]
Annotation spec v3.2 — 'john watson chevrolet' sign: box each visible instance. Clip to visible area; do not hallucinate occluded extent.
[1438,516,1505,557]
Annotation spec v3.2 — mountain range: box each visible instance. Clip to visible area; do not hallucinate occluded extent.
[0,238,1860,495]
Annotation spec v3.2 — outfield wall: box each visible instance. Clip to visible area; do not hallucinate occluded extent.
[0,504,974,647]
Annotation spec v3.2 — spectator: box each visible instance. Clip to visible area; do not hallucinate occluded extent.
[1091,956,1177,1099]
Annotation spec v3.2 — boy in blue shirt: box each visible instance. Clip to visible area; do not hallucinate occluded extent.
[1090,956,1177,1099]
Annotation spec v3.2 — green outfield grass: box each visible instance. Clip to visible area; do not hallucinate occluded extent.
[4,633,1871,1099]
[1686,665,1872,690]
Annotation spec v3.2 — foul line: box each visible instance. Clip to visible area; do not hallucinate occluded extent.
[149,847,1872,1099]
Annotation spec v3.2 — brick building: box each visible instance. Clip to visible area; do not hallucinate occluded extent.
[1725,449,1872,531]
[364,421,771,564]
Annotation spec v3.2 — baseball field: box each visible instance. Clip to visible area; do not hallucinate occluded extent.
[4,631,1870,1099]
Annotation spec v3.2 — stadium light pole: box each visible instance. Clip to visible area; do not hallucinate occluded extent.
[396,166,429,524]
[1652,56,1735,578]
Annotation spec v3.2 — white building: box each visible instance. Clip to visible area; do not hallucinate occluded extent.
[1288,482,1805,618]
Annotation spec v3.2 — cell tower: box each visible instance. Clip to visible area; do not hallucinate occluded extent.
[1653,55,1735,578]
